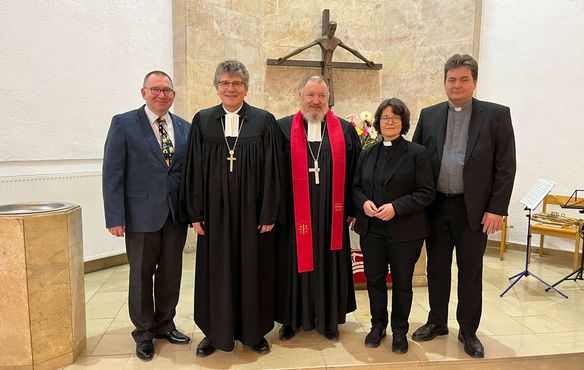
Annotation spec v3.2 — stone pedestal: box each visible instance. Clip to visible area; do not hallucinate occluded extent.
[0,203,86,370]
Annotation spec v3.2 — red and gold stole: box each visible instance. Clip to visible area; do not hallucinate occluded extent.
[290,109,346,273]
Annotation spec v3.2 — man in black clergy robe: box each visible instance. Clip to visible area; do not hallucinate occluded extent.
[276,75,360,341]
[180,60,284,357]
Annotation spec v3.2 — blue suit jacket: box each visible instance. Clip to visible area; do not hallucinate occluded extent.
[103,105,190,232]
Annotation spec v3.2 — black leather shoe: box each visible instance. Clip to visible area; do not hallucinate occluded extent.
[154,329,191,344]
[391,332,408,354]
[196,337,216,357]
[412,323,449,342]
[458,332,485,358]
[324,329,339,341]
[136,340,154,361]
[251,337,270,355]
[279,324,296,341]
[364,327,386,348]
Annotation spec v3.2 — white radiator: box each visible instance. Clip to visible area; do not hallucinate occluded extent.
[0,172,125,261]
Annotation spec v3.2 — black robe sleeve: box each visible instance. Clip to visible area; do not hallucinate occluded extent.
[343,119,362,218]
[179,111,205,224]
[258,113,286,225]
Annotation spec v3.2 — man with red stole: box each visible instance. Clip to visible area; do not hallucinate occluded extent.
[276,75,361,340]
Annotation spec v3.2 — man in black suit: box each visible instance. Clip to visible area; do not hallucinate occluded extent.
[412,54,516,358]
[103,71,191,361]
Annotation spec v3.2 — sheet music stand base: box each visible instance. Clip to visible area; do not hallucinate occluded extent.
[500,208,568,298]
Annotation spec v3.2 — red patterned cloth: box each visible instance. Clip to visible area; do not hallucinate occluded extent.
[351,247,392,287]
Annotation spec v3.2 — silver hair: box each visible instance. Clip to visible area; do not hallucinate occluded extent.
[213,60,250,88]
[299,75,329,95]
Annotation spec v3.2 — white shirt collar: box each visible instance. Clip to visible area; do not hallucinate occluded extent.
[144,105,170,125]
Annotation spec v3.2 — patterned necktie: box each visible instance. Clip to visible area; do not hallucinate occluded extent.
[157,117,174,166]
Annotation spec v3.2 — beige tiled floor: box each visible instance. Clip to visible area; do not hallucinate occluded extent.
[62,246,584,369]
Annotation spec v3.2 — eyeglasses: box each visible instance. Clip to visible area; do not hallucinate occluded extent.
[146,87,174,96]
[218,80,245,89]
[381,115,401,124]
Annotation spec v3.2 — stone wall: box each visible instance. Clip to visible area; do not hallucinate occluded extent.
[173,0,481,134]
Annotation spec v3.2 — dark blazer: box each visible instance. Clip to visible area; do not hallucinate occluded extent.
[103,105,190,232]
[353,138,435,241]
[412,98,516,231]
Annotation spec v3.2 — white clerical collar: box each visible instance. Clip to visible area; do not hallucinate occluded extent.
[222,104,243,115]
[307,120,322,142]
[223,104,243,137]
[448,100,472,112]
[383,141,392,146]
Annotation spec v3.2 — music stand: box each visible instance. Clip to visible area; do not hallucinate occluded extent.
[500,180,567,298]
[546,189,584,290]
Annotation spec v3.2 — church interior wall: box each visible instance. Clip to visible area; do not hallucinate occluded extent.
[478,0,584,251]
[0,0,175,260]
[1,0,582,258]
[175,0,480,127]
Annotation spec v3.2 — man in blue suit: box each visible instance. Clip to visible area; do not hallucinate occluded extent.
[103,70,191,361]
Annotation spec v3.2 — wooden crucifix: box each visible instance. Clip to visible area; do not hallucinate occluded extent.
[267,9,382,107]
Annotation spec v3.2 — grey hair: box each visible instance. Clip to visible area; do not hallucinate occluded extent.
[299,75,329,95]
[213,60,250,88]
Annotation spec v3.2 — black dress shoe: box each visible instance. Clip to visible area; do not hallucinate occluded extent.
[279,324,296,341]
[251,337,270,355]
[412,323,449,342]
[364,327,386,348]
[391,332,408,354]
[324,329,339,340]
[196,337,216,357]
[458,332,485,358]
[154,329,191,344]
[136,340,154,361]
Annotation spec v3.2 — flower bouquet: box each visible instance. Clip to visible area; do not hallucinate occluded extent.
[346,111,381,149]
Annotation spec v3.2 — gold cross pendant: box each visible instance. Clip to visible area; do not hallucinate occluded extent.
[227,149,236,172]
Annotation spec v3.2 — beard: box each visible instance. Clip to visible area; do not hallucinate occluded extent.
[301,107,326,123]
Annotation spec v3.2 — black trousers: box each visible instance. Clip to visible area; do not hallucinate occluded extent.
[426,196,487,335]
[125,215,187,342]
[360,224,423,334]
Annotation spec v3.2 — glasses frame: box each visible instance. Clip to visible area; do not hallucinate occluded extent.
[218,80,246,89]
[147,87,175,97]
[380,115,402,124]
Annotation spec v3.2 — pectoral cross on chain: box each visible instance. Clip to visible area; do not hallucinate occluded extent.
[309,159,320,184]
[227,150,236,172]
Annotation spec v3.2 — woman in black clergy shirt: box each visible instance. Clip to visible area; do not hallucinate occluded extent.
[353,98,435,354]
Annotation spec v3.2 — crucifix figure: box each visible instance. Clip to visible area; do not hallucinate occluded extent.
[268,9,382,107]
[227,149,236,172]
[309,159,320,184]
